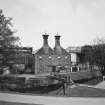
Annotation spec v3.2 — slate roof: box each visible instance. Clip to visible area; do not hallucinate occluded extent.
[35,45,54,55]
[53,46,69,55]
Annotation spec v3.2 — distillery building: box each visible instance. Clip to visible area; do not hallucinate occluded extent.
[0,47,34,74]
[34,34,71,74]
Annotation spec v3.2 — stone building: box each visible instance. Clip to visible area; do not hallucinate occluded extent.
[34,34,71,74]
[0,47,34,74]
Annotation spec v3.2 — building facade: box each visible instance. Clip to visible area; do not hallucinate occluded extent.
[0,47,34,74]
[34,34,71,74]
[66,47,81,65]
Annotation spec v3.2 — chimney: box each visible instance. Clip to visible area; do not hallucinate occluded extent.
[54,35,68,55]
[54,35,62,54]
[36,33,53,55]
[42,34,49,46]
[55,35,61,46]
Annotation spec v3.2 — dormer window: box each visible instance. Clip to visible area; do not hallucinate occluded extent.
[48,56,52,59]
[57,56,61,59]
[65,56,68,59]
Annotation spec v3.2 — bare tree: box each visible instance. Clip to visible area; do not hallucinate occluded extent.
[81,37,105,76]
[92,37,105,75]
[81,45,93,64]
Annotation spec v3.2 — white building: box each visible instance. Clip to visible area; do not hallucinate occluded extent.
[66,47,81,65]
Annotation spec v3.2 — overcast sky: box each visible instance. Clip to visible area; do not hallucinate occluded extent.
[0,0,105,50]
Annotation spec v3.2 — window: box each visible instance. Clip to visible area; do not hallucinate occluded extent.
[65,56,68,59]
[57,56,61,59]
[39,56,42,59]
[48,56,52,59]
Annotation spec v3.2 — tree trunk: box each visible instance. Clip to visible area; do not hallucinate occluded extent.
[100,66,105,76]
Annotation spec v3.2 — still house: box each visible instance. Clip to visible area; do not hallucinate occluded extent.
[34,34,71,74]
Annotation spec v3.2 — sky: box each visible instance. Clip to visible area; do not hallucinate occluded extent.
[0,0,105,50]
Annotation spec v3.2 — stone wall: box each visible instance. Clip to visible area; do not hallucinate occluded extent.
[34,54,71,74]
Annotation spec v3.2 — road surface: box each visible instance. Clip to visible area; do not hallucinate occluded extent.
[0,92,105,105]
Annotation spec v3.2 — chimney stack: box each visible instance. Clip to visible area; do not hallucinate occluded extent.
[54,35,62,54]
[42,34,49,46]
[54,35,68,55]
[55,35,61,46]
[36,33,53,54]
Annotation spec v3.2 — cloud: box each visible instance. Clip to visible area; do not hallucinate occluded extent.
[1,0,105,49]
[69,0,105,14]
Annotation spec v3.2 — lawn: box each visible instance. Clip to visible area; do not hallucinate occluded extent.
[83,77,102,85]
[48,85,105,97]
[0,78,105,97]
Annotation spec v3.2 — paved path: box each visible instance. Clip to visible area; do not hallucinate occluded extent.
[0,92,105,105]
[71,81,105,89]
[95,81,105,89]
[1,81,105,105]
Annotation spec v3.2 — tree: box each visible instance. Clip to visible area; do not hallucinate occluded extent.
[81,45,93,64]
[79,37,105,75]
[0,9,20,66]
[0,10,20,48]
[92,37,105,75]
